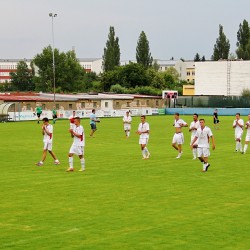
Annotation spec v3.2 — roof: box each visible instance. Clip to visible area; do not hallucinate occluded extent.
[0,92,162,102]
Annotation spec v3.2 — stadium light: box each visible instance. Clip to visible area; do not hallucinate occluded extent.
[49,13,57,104]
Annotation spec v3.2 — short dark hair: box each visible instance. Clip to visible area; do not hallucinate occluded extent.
[175,112,180,116]
[42,117,49,122]
[236,113,240,116]
[199,118,205,122]
[74,116,81,121]
[141,115,146,119]
[92,109,95,112]
[194,113,198,117]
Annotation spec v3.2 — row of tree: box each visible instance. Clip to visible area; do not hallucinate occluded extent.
[2,19,250,95]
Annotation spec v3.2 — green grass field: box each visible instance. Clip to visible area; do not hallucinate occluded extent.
[0,115,250,249]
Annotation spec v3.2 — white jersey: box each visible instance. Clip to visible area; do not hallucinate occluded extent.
[123,115,132,124]
[138,122,149,139]
[195,126,213,148]
[43,124,53,143]
[174,119,187,128]
[189,120,200,137]
[123,115,132,129]
[233,119,244,134]
[72,124,85,147]
[245,120,250,134]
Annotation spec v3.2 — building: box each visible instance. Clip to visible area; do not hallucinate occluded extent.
[0,92,165,112]
[195,60,250,96]
[0,58,103,83]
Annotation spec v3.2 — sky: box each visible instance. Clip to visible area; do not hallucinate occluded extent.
[1,0,250,61]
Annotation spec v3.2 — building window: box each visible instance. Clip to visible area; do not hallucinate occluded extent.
[192,71,195,75]
[116,102,119,107]
[146,100,150,106]
[126,102,130,107]
[69,104,73,109]
[81,102,85,108]
[42,104,46,110]
[105,102,108,108]
[136,100,140,106]
[156,100,159,106]
[93,102,97,108]
[56,104,59,109]
[187,72,190,76]
[27,104,31,110]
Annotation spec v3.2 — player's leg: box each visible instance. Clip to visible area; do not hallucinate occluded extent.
[67,145,75,171]
[78,147,85,171]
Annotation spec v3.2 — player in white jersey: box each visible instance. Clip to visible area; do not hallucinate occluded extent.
[243,114,250,154]
[136,115,150,159]
[66,117,86,172]
[123,111,132,138]
[36,117,60,166]
[233,113,244,153]
[191,119,215,172]
[189,113,200,159]
[172,113,188,159]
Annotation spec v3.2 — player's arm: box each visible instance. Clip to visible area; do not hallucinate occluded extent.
[210,135,215,150]
[43,126,52,137]
[190,136,198,148]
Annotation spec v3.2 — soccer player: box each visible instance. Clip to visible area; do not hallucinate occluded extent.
[69,110,76,129]
[52,106,57,124]
[243,114,250,154]
[172,112,188,159]
[90,109,99,137]
[136,115,150,159]
[36,117,60,166]
[66,117,85,172]
[233,113,244,153]
[189,113,200,159]
[123,111,132,138]
[191,119,215,172]
[213,108,220,129]
[35,104,42,124]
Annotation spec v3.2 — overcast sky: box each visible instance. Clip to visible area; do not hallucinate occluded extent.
[1,0,250,61]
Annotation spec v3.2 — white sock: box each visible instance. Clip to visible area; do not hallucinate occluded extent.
[239,142,242,152]
[80,158,85,170]
[244,144,248,153]
[69,157,73,168]
[236,142,239,151]
[127,131,130,137]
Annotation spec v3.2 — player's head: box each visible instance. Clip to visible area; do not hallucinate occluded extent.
[199,118,205,127]
[92,109,95,113]
[174,112,180,119]
[74,116,81,125]
[42,117,49,123]
[73,110,76,114]
[193,113,198,121]
[236,113,240,119]
[126,111,129,116]
[140,115,146,122]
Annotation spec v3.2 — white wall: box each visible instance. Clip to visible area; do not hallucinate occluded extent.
[195,61,250,96]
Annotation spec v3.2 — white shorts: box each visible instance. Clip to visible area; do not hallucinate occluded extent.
[245,133,250,142]
[139,138,149,145]
[172,133,184,145]
[69,145,84,156]
[235,131,243,140]
[43,141,52,151]
[197,147,210,157]
[124,125,131,131]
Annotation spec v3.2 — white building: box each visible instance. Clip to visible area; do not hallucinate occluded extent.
[195,60,250,96]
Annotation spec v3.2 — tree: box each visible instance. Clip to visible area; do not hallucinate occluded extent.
[33,46,85,92]
[194,53,201,62]
[201,56,206,61]
[236,19,250,60]
[10,61,35,91]
[102,26,120,72]
[136,31,153,68]
[211,25,230,60]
